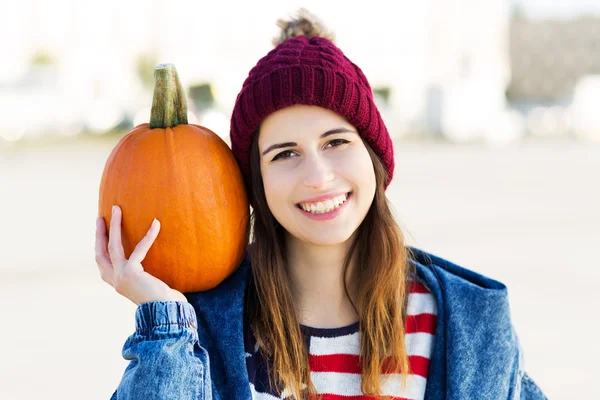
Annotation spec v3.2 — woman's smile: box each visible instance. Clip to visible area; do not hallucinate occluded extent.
[296,192,352,220]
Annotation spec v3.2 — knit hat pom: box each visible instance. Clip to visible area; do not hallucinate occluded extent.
[272,8,336,46]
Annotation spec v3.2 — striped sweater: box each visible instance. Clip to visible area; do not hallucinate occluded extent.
[244,278,438,399]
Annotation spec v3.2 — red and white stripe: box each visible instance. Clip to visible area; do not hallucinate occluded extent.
[250,280,437,400]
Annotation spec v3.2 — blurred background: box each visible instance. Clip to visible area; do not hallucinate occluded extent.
[0,0,598,398]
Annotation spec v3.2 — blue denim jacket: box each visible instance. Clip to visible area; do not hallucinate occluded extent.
[110,247,547,400]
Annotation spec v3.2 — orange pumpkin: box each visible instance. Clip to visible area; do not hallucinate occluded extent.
[98,64,249,293]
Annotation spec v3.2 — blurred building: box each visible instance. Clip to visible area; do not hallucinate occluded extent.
[508,15,600,102]
[1,0,513,144]
[507,15,600,140]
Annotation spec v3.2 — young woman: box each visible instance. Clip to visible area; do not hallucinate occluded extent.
[96,9,547,400]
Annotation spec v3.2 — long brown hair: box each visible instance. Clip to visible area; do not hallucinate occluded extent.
[245,129,415,399]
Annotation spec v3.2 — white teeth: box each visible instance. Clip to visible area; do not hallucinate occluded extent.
[299,193,350,214]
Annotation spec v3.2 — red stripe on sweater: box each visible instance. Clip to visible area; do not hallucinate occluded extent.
[382,355,430,376]
[409,281,430,294]
[405,313,437,334]
[309,354,431,378]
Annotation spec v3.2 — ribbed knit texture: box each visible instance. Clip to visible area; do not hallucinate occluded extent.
[244,278,437,399]
[230,35,395,192]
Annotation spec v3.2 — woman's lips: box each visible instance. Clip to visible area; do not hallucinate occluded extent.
[296,192,352,221]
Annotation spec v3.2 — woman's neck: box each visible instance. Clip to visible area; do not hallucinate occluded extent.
[285,233,359,329]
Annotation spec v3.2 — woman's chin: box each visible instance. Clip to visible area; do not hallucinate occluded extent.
[294,229,356,247]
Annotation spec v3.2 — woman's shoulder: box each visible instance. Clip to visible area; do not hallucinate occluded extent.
[408,246,547,399]
[408,246,514,329]
[408,246,508,294]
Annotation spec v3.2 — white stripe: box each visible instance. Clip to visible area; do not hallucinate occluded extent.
[380,373,428,399]
[405,332,435,358]
[310,372,427,398]
[309,331,434,358]
[310,332,360,355]
[310,332,433,358]
[407,292,437,316]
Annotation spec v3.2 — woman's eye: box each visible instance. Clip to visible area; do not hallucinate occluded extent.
[271,140,349,162]
[272,150,296,161]
[327,139,350,148]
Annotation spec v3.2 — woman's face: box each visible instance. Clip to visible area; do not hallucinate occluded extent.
[258,105,376,246]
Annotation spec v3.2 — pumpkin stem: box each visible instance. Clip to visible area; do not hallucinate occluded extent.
[149,64,188,128]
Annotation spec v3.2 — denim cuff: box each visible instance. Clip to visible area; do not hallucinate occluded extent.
[135,301,198,334]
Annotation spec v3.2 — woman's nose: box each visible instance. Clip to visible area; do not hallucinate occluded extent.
[302,154,334,189]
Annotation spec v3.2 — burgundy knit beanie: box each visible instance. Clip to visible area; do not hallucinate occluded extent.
[229,10,394,191]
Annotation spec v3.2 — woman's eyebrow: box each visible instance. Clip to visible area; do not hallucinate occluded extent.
[261,127,356,156]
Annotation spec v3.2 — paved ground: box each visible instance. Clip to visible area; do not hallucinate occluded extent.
[1,135,598,399]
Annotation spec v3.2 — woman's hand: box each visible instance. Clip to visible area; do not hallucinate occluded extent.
[95,205,188,306]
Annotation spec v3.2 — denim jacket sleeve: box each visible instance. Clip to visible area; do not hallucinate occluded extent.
[109,301,212,400]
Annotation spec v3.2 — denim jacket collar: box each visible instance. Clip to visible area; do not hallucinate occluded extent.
[411,248,525,399]
[188,246,525,400]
